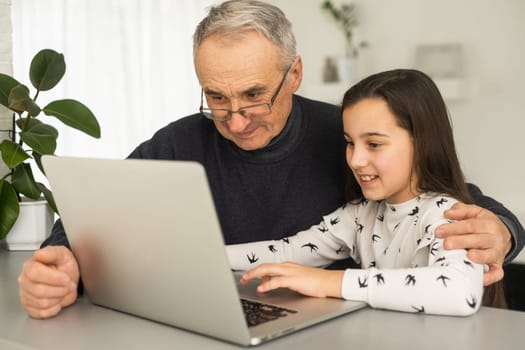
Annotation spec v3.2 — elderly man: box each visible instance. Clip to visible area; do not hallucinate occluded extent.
[18,0,524,319]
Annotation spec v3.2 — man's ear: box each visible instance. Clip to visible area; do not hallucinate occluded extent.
[289,56,303,93]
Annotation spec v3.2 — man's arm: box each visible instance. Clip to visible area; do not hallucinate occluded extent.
[41,219,71,248]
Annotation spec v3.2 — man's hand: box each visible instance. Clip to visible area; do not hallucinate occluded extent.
[18,245,80,319]
[240,262,344,298]
[436,202,512,286]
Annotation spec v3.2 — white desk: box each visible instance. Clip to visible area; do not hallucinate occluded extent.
[1,250,524,350]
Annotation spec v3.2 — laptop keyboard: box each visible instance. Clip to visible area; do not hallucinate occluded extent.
[241,298,297,327]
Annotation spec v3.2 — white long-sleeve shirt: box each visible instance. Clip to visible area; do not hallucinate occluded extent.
[227,193,483,316]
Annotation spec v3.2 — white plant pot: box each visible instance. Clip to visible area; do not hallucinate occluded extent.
[337,57,358,85]
[4,199,54,251]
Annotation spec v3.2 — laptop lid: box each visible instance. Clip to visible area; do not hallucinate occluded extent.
[42,156,365,346]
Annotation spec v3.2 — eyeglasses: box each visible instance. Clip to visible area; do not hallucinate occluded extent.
[199,64,292,122]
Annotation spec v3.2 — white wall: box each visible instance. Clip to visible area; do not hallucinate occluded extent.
[0,0,12,177]
[268,0,525,223]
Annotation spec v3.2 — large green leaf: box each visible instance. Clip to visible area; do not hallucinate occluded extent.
[12,162,42,199]
[43,99,100,138]
[29,49,66,91]
[0,180,20,240]
[0,139,30,169]
[37,182,58,214]
[20,119,58,155]
[0,73,21,108]
[8,84,41,116]
[16,117,59,138]
[32,151,45,175]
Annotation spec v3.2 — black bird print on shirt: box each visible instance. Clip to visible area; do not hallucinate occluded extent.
[330,217,341,225]
[336,246,345,255]
[405,274,416,286]
[353,218,364,234]
[317,225,328,233]
[358,276,368,288]
[302,243,319,253]
[463,260,474,268]
[436,197,448,208]
[412,305,425,313]
[282,237,290,244]
[372,234,381,243]
[437,275,450,287]
[466,295,478,309]
[374,273,385,285]
[268,245,278,253]
[430,241,439,256]
[408,206,419,216]
[377,215,384,222]
[247,253,259,264]
[424,224,432,233]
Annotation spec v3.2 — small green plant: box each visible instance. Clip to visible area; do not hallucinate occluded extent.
[321,0,367,57]
[0,49,100,239]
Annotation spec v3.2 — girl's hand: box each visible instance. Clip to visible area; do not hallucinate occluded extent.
[240,262,344,298]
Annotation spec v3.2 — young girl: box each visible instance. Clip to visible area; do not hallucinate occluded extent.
[226,69,485,316]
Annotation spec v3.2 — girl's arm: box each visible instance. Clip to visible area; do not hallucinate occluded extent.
[341,236,484,316]
[226,205,358,270]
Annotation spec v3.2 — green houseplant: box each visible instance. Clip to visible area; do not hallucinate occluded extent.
[0,48,100,241]
[321,0,367,58]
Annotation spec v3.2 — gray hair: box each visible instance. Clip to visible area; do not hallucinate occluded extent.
[193,0,296,69]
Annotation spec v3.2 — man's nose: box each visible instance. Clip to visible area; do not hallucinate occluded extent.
[226,110,251,132]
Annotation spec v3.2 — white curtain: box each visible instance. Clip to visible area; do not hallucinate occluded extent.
[11,0,215,159]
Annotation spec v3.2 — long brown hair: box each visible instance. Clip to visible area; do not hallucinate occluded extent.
[341,69,472,205]
[341,69,506,308]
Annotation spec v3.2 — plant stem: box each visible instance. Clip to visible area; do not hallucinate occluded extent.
[1,171,12,181]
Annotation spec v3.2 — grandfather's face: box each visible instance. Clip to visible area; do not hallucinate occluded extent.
[195,30,302,151]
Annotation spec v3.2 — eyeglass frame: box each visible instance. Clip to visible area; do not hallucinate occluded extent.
[199,63,293,122]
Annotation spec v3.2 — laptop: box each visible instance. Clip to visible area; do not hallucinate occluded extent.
[42,156,366,346]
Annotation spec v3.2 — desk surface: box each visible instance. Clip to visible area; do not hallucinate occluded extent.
[1,250,524,350]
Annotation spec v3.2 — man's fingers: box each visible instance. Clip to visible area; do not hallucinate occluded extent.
[21,260,72,287]
[23,303,63,319]
[443,202,483,221]
[34,245,75,267]
[436,219,477,239]
[482,265,504,287]
[442,231,494,251]
[20,289,62,310]
[466,247,500,265]
[19,278,74,300]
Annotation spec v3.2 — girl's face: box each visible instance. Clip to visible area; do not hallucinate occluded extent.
[343,98,419,204]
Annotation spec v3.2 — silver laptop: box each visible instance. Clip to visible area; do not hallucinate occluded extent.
[42,156,366,346]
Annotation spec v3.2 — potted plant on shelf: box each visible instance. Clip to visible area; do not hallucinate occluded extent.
[0,48,100,250]
[321,0,368,84]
